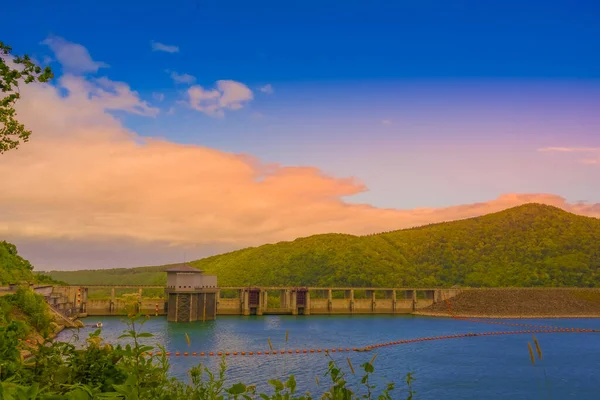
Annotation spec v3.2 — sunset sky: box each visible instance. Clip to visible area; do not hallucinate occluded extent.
[1,0,599,270]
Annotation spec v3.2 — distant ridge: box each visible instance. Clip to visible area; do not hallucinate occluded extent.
[48,203,600,288]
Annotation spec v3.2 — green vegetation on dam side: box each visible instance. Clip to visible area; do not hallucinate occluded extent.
[46,203,600,288]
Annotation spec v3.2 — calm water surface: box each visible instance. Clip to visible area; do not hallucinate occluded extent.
[57,315,600,399]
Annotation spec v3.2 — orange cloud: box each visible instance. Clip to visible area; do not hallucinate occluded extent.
[538,146,600,165]
[1,78,600,255]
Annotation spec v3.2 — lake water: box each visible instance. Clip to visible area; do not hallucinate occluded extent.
[56,315,600,399]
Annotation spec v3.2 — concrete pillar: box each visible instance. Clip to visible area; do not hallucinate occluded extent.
[138,288,143,313]
[327,289,333,312]
[263,290,268,309]
[82,288,88,313]
[391,290,397,312]
[110,287,116,313]
[242,290,250,316]
[365,290,376,311]
[346,289,354,311]
[305,291,311,315]
[371,290,376,311]
[280,290,288,308]
[412,289,417,311]
[257,290,264,316]
[291,290,298,315]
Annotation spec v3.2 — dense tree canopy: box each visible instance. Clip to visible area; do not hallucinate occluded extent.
[0,241,63,285]
[48,204,600,288]
[0,240,35,284]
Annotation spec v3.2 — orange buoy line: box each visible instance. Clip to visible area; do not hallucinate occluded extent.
[148,348,356,356]
[147,325,600,357]
[361,327,600,351]
[18,299,598,356]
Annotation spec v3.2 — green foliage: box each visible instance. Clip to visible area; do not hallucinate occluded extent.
[0,41,53,153]
[0,286,53,336]
[50,204,600,288]
[0,313,415,399]
[0,241,35,284]
[0,241,65,285]
[0,321,28,380]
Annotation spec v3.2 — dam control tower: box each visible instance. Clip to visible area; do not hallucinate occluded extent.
[164,264,218,322]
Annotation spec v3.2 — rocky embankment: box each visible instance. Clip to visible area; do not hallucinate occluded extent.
[20,308,84,360]
[418,288,600,319]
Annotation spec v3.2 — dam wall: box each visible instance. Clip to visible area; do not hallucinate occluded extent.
[52,285,462,317]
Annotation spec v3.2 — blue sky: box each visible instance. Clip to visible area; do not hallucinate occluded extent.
[5,0,599,81]
[2,0,600,211]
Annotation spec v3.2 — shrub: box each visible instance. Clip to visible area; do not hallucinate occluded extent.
[0,312,416,399]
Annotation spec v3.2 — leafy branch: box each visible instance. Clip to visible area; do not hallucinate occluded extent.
[0,41,53,153]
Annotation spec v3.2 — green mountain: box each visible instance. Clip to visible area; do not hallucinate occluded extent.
[48,203,600,288]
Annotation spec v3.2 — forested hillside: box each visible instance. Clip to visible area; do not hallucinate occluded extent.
[0,241,41,284]
[49,204,600,288]
[0,241,63,285]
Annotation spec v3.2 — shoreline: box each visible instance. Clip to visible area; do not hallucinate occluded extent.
[75,312,600,320]
[413,311,600,319]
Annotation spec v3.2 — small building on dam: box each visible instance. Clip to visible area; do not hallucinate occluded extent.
[165,264,218,322]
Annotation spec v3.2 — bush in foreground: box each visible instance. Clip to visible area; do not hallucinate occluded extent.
[0,313,415,399]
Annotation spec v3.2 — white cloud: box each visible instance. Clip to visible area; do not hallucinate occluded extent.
[537,147,600,153]
[55,74,158,117]
[151,41,180,53]
[381,119,392,126]
[260,84,274,94]
[169,71,196,85]
[538,146,600,166]
[581,158,599,165]
[42,36,108,74]
[90,77,159,117]
[152,92,165,102]
[188,80,254,117]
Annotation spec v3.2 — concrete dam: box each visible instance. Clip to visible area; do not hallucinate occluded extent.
[50,285,461,318]
[43,264,462,321]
